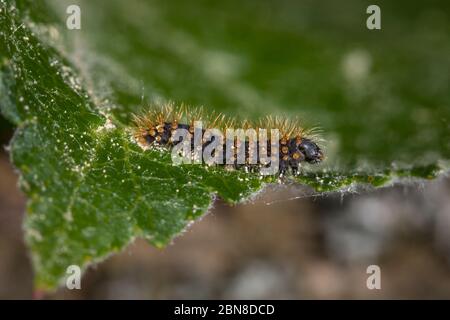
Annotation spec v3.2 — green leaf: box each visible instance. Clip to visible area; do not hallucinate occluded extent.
[1,0,449,288]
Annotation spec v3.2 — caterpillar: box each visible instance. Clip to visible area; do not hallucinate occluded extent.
[132,103,323,176]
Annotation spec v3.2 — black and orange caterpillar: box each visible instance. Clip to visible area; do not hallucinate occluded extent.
[132,103,323,175]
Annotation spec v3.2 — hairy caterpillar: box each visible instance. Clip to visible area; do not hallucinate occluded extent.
[132,103,323,175]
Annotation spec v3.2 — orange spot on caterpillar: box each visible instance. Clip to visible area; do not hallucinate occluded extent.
[292,152,302,160]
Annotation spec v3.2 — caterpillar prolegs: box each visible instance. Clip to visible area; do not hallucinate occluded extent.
[132,104,323,175]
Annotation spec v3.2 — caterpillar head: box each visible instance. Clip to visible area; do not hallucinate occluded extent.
[298,138,323,164]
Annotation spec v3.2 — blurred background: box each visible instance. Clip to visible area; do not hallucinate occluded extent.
[1,0,450,299]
